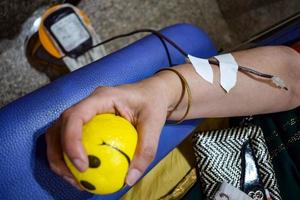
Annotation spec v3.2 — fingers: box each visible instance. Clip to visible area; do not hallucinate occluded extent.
[60,95,115,172]
[62,176,83,191]
[46,122,82,190]
[47,85,166,189]
[46,121,72,177]
[46,87,119,190]
[125,113,165,186]
[61,114,88,172]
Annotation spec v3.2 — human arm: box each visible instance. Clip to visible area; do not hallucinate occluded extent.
[46,46,300,188]
[161,46,300,120]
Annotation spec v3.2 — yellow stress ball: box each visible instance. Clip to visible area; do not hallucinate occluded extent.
[64,114,138,194]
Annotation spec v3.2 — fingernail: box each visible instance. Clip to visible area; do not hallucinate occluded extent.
[63,175,75,184]
[63,176,83,191]
[126,168,142,186]
[49,163,61,175]
[73,158,87,172]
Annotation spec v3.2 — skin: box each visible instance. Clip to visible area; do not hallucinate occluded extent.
[46,46,300,189]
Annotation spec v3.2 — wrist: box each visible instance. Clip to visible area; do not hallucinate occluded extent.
[134,72,180,115]
[154,70,183,113]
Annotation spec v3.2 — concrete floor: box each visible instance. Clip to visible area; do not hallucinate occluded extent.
[0,0,300,107]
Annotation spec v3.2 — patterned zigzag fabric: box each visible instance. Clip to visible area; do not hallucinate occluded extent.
[193,126,281,200]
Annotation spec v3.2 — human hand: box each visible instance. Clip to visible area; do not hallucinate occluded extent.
[46,74,177,189]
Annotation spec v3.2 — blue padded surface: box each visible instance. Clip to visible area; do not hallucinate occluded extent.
[0,23,217,200]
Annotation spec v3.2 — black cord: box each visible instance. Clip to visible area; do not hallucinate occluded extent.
[153,32,173,66]
[208,59,273,79]
[61,28,283,85]
[87,29,188,58]
[61,29,175,67]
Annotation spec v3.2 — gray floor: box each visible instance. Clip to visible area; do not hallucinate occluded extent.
[0,0,300,108]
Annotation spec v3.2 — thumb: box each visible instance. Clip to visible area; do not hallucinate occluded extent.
[125,115,165,186]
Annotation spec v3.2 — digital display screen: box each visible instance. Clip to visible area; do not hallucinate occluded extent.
[50,13,90,52]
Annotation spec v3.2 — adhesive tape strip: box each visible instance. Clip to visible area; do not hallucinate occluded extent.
[188,55,213,84]
[214,53,238,92]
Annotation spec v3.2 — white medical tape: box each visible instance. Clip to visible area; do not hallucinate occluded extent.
[214,53,239,92]
[188,54,213,84]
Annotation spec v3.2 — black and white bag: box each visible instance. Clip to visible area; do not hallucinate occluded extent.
[193,125,281,200]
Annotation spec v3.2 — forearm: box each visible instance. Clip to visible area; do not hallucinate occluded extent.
[154,46,300,120]
[47,46,300,188]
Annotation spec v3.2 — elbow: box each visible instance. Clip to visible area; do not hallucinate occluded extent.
[284,46,300,109]
[274,46,300,110]
[289,85,300,109]
[291,82,300,108]
[291,55,300,108]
